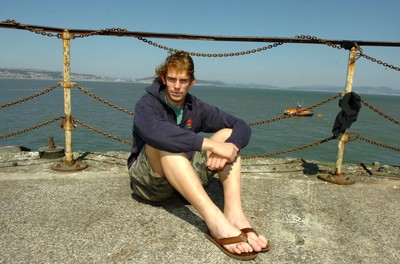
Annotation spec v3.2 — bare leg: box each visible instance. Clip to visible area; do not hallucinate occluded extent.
[210,130,269,252]
[145,128,268,253]
[145,144,253,255]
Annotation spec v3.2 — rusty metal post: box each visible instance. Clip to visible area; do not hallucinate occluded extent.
[334,46,357,176]
[318,45,358,185]
[51,29,87,172]
[334,133,348,175]
[62,29,74,165]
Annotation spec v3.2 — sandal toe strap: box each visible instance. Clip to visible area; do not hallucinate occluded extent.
[213,231,248,245]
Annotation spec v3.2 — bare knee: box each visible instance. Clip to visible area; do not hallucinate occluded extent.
[145,145,189,177]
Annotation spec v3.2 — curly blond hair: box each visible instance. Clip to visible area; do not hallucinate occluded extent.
[155,51,195,83]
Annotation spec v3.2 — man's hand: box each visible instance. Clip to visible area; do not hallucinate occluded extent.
[212,141,239,162]
[206,153,229,171]
[202,140,239,170]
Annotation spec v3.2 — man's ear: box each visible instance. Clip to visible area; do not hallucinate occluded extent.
[191,78,196,86]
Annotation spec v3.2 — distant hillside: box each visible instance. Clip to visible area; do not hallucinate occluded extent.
[0,68,115,82]
[133,76,226,86]
[284,85,400,96]
[133,76,278,89]
[1,68,398,96]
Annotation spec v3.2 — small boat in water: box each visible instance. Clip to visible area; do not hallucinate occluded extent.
[284,103,314,117]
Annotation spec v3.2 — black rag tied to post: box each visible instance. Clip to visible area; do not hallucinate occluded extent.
[332,92,361,136]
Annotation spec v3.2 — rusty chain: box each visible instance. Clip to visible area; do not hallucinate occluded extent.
[358,135,400,152]
[242,130,399,160]
[136,36,284,57]
[296,35,399,71]
[1,20,128,39]
[135,34,342,58]
[307,93,341,110]
[361,99,400,125]
[1,20,62,38]
[74,28,128,38]
[358,52,400,71]
[0,116,64,139]
[73,83,134,115]
[2,20,399,71]
[248,114,291,126]
[294,35,343,50]
[0,83,61,109]
[242,135,336,159]
[343,132,399,151]
[138,34,400,71]
[73,118,132,145]
[1,20,399,156]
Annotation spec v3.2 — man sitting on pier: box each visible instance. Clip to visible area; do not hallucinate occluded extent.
[127,51,269,260]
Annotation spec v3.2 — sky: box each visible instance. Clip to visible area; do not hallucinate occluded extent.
[0,0,399,89]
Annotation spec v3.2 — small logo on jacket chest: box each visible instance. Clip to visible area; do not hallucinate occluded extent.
[186,119,192,129]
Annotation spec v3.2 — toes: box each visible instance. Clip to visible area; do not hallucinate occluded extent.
[259,234,269,246]
[231,243,250,255]
[247,233,268,251]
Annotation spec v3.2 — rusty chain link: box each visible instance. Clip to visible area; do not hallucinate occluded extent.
[358,52,400,71]
[0,83,61,109]
[248,114,291,126]
[360,98,400,125]
[242,135,336,159]
[1,20,128,39]
[74,118,132,145]
[242,130,399,160]
[73,83,134,115]
[358,135,400,152]
[342,132,399,151]
[296,35,400,71]
[2,20,62,38]
[74,28,128,39]
[136,36,284,57]
[294,35,343,50]
[306,93,341,110]
[0,116,64,139]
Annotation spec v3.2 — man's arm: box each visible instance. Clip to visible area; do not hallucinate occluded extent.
[201,137,239,170]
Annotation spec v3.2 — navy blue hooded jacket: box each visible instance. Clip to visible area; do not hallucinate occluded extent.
[127,82,252,168]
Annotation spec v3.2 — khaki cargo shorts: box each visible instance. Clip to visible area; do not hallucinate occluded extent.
[129,149,216,202]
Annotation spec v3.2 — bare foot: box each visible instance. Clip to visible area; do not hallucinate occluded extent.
[207,218,254,255]
[225,213,269,252]
[241,228,270,252]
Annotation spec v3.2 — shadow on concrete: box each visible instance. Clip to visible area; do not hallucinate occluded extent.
[300,158,324,176]
[130,177,225,234]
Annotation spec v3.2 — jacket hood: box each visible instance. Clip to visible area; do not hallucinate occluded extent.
[146,81,166,104]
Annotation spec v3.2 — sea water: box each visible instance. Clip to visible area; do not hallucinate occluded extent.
[1,79,399,166]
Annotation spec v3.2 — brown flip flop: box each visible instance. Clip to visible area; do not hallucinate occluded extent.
[205,230,258,261]
[241,228,271,252]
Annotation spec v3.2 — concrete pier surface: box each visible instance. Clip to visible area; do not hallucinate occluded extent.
[0,151,399,263]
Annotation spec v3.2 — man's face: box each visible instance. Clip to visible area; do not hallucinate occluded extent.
[162,68,195,108]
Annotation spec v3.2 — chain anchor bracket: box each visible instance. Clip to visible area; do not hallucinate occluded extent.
[51,158,88,172]
[317,133,356,185]
[317,172,356,185]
